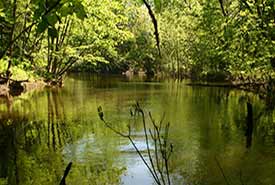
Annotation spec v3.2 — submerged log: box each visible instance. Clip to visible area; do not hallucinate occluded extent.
[60,162,73,185]
[0,79,46,97]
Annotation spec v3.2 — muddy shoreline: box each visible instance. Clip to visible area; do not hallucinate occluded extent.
[0,80,47,97]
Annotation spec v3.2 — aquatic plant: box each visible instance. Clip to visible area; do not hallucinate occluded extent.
[98,102,173,185]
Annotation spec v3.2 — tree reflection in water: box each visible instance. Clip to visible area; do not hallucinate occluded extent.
[0,89,124,185]
[2,75,275,185]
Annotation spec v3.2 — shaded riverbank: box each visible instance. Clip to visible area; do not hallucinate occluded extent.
[0,80,46,97]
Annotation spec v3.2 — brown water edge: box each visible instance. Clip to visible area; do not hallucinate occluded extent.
[0,80,46,97]
[0,81,46,114]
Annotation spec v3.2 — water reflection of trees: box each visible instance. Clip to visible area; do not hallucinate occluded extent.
[195,89,275,149]
[0,115,68,184]
[233,94,275,148]
[167,87,275,185]
[46,90,72,150]
[0,116,45,185]
[252,97,275,147]
[0,89,125,185]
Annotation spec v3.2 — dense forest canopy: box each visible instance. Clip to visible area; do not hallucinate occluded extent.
[0,0,275,84]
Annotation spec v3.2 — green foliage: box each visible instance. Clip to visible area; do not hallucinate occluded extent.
[0,0,161,79]
[69,0,134,68]
[0,59,8,73]
[116,4,160,75]
[68,0,161,74]
[0,58,36,81]
[1,0,275,83]
[155,0,275,80]
[33,0,86,35]
[0,178,7,185]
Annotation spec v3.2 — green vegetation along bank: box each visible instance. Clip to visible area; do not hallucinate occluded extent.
[1,0,275,94]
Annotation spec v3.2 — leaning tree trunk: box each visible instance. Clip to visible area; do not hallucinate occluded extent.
[142,0,161,57]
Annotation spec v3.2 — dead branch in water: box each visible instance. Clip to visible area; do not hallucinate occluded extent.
[59,162,72,185]
[98,103,172,185]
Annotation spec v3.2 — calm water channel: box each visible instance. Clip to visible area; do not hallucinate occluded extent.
[1,74,275,185]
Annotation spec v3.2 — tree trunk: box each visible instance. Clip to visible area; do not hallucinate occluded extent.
[6,0,17,86]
